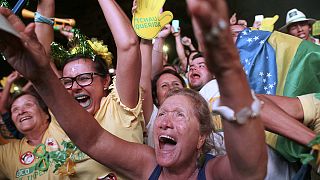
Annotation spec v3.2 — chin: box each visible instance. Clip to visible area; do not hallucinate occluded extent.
[155,147,178,167]
[86,107,96,115]
[156,155,176,168]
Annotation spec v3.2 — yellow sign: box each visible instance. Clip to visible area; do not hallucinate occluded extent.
[260,15,279,32]
[313,21,320,36]
[132,0,173,40]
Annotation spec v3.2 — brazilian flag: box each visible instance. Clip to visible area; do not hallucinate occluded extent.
[237,29,320,163]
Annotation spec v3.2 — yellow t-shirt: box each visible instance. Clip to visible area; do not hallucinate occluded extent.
[298,93,320,134]
[0,122,69,180]
[0,80,144,180]
[49,80,144,180]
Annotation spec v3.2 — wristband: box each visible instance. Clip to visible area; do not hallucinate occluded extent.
[34,12,54,26]
[211,90,262,124]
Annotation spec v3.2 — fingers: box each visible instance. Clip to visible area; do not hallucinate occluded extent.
[159,11,173,27]
[0,30,24,59]
[154,0,166,11]
[132,0,137,15]
[230,13,237,25]
[0,7,26,33]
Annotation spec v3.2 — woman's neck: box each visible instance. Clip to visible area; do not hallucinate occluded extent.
[25,122,50,146]
[161,162,198,180]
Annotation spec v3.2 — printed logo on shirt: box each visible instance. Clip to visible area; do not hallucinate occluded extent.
[20,151,35,165]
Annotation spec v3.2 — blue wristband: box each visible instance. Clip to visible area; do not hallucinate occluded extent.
[34,12,54,26]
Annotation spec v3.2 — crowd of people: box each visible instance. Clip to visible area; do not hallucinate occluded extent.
[0,0,319,179]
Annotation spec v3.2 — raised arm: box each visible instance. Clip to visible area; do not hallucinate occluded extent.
[259,95,315,145]
[0,7,154,179]
[35,0,60,77]
[259,94,304,121]
[35,0,54,53]
[151,24,171,77]
[186,0,267,179]
[139,38,154,123]
[0,71,19,114]
[98,0,141,108]
[173,28,188,72]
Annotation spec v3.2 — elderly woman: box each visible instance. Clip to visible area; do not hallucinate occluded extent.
[1,0,144,179]
[0,0,267,179]
[0,91,60,179]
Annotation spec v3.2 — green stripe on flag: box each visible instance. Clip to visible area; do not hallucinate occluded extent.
[267,32,320,163]
[284,40,320,97]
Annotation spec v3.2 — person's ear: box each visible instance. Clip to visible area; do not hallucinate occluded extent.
[197,135,206,150]
[103,75,111,90]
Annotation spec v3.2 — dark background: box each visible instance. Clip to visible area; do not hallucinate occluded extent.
[1,0,319,78]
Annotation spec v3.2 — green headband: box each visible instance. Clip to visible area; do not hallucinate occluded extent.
[51,29,113,69]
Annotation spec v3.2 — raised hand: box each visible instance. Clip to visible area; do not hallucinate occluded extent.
[186,0,238,73]
[181,36,192,46]
[0,8,50,82]
[132,0,173,39]
[6,71,20,84]
[58,25,74,41]
[157,24,171,39]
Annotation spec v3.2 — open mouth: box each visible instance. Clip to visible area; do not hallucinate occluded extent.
[74,94,92,109]
[298,33,306,39]
[19,116,31,122]
[159,135,177,149]
[191,73,200,79]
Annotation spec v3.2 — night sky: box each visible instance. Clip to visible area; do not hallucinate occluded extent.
[1,0,319,78]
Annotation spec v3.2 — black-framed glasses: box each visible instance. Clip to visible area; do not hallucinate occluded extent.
[59,72,104,89]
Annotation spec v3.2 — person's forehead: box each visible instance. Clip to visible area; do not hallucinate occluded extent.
[63,59,95,76]
[158,73,181,84]
[190,59,206,67]
[161,95,191,110]
[13,95,37,106]
[289,21,310,27]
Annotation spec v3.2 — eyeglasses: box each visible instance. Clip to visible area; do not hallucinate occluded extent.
[59,72,104,89]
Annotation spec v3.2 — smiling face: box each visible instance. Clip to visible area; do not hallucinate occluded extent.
[156,73,184,106]
[62,58,109,115]
[11,94,49,134]
[154,94,205,168]
[288,21,311,40]
[188,57,213,91]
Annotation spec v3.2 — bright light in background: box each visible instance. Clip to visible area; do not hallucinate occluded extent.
[13,86,20,92]
[163,45,169,53]
[109,68,115,74]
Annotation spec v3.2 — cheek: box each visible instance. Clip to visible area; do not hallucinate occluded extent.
[11,114,18,124]
[157,89,166,101]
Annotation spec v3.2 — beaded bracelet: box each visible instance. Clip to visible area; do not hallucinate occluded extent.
[211,90,262,124]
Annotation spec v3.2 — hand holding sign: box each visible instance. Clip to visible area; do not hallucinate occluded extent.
[132,0,173,39]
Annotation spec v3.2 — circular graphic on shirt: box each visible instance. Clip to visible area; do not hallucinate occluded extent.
[45,137,59,151]
[20,151,35,165]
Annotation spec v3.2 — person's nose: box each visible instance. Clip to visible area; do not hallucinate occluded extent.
[159,115,174,130]
[168,84,175,90]
[297,25,303,31]
[70,80,82,91]
[18,107,27,116]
